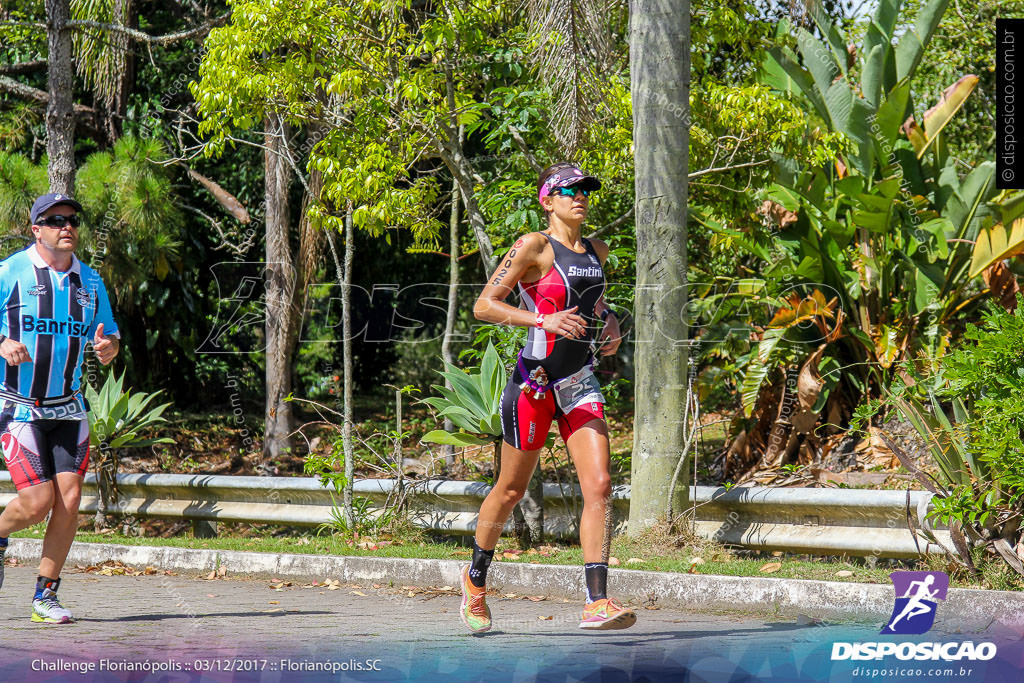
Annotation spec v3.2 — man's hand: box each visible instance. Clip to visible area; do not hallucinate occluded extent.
[596,313,622,356]
[93,323,119,366]
[0,337,31,366]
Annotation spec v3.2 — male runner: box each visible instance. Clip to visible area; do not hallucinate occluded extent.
[0,193,120,623]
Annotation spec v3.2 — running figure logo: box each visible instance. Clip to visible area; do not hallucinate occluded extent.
[881,571,949,635]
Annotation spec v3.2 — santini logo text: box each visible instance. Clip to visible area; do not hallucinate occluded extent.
[831,641,996,662]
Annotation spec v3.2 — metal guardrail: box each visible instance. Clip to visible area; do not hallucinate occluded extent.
[0,472,951,558]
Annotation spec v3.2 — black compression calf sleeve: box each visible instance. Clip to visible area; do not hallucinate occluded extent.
[469,539,494,588]
[584,562,608,603]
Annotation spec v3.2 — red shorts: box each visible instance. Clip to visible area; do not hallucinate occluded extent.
[498,372,604,451]
[0,415,90,491]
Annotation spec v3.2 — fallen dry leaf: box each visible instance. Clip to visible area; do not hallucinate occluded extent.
[503,593,518,599]
[502,552,519,560]
[268,601,279,605]
[407,591,416,598]
[538,615,553,621]
[526,596,546,602]
[439,585,453,591]
[351,591,367,596]
[205,570,216,581]
[626,558,644,565]
[835,570,853,578]
[608,557,620,567]
[760,562,782,573]
[216,566,227,577]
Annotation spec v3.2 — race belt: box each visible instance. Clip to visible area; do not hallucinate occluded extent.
[0,387,83,408]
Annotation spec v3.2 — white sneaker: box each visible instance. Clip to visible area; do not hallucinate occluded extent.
[31,580,73,624]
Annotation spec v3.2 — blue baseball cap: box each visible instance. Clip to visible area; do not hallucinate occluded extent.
[31,193,83,225]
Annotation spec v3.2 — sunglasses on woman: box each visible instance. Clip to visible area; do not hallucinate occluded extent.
[37,214,81,228]
[552,185,590,198]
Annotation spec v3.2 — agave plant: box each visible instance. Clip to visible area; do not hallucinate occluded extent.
[421,342,504,449]
[86,370,174,529]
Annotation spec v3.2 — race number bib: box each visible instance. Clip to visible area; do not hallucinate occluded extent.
[552,367,605,415]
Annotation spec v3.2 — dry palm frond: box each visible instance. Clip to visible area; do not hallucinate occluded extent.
[71,0,132,110]
[527,0,615,158]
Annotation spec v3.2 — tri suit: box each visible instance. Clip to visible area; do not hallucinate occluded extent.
[0,245,118,490]
[499,233,607,450]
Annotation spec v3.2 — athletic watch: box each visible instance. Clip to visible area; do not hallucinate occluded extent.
[535,314,545,328]
[600,308,616,321]
[0,334,7,345]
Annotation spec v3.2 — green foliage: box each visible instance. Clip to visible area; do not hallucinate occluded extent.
[303,453,398,536]
[421,342,504,446]
[886,301,1024,576]
[75,135,184,306]
[938,304,1024,495]
[460,322,525,369]
[0,150,47,242]
[712,0,998,429]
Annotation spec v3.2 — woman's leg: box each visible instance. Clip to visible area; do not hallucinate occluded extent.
[566,416,636,629]
[460,441,542,633]
[565,419,612,563]
[474,442,541,551]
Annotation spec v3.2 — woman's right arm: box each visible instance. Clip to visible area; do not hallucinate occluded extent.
[473,234,587,339]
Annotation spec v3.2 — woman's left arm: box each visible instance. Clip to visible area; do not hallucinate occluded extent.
[589,238,622,356]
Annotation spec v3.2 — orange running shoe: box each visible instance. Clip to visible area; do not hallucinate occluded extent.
[459,565,492,633]
[579,597,637,630]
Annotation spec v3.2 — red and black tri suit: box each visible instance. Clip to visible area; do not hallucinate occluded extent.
[498,233,607,450]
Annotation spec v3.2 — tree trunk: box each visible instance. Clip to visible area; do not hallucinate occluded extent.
[627,0,691,534]
[341,207,355,527]
[437,143,496,273]
[517,468,544,546]
[441,149,462,470]
[45,0,75,194]
[263,114,295,465]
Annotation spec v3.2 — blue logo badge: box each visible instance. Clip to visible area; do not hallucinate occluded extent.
[881,571,949,635]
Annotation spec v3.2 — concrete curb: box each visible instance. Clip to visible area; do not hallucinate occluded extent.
[7,539,1023,631]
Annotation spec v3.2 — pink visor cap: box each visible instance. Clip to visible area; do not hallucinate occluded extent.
[538,167,601,203]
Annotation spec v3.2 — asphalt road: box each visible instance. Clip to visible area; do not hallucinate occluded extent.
[0,565,1019,682]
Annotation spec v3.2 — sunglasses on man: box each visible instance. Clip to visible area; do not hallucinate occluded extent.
[36,214,81,229]
[552,185,591,198]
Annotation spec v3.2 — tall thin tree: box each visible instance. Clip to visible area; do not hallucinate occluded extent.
[263,114,295,464]
[627,0,691,533]
[45,0,75,193]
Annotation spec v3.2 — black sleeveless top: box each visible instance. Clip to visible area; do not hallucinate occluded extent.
[517,233,606,380]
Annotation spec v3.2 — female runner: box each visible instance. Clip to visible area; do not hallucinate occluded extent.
[459,162,636,632]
